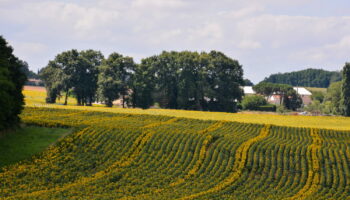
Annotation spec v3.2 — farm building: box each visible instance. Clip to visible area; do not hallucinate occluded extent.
[242,86,312,106]
[242,86,256,95]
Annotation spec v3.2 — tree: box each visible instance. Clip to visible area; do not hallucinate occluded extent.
[243,79,254,86]
[311,91,324,103]
[40,49,103,106]
[0,36,27,130]
[241,95,267,110]
[97,53,135,107]
[324,81,342,115]
[130,59,157,109]
[341,63,350,116]
[254,82,301,110]
[204,51,244,112]
[253,82,277,100]
[78,50,103,106]
[263,68,342,88]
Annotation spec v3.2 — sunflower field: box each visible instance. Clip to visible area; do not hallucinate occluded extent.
[1,106,350,199]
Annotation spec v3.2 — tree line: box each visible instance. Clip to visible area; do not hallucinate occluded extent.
[40,50,244,112]
[263,68,342,88]
[0,36,27,131]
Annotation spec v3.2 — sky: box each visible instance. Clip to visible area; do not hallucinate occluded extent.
[1,0,350,83]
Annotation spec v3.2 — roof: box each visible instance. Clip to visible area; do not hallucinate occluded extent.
[242,86,311,96]
[242,86,256,94]
[293,87,312,96]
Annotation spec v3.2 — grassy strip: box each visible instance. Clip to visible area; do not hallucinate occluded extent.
[0,126,69,169]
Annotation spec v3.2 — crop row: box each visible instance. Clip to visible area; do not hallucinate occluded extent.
[1,107,350,199]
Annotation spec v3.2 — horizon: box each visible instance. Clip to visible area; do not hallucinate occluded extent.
[1,0,350,83]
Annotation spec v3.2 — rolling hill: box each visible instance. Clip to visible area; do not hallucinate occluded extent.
[1,107,350,199]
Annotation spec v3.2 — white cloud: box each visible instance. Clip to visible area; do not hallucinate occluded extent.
[1,0,350,82]
[131,0,186,8]
[238,40,262,49]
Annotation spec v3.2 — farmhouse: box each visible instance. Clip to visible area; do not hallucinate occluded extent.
[242,86,312,106]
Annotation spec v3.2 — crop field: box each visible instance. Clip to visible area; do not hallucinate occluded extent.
[23,88,350,130]
[1,107,350,199]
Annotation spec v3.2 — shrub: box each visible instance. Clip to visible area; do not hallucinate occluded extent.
[256,104,276,112]
[241,95,267,110]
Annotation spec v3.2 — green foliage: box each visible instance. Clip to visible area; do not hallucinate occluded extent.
[0,126,68,168]
[263,68,342,88]
[40,49,103,106]
[276,105,289,114]
[243,78,254,86]
[256,104,277,112]
[139,51,244,112]
[253,82,302,111]
[40,50,244,112]
[97,53,135,107]
[241,95,267,110]
[311,91,324,103]
[0,36,27,131]
[341,63,350,116]
[20,62,39,80]
[3,107,350,199]
[324,81,342,115]
[130,58,157,109]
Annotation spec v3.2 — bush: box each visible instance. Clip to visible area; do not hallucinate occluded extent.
[256,104,276,112]
[241,95,267,110]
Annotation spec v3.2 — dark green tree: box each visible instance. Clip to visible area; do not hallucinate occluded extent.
[97,53,134,107]
[324,81,342,115]
[243,78,254,86]
[263,68,341,88]
[40,49,103,105]
[204,51,244,112]
[130,58,157,109]
[253,82,277,100]
[0,36,27,130]
[341,63,350,116]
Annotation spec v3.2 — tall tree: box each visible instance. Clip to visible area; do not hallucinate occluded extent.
[204,51,244,112]
[0,36,27,130]
[78,50,103,106]
[130,58,157,109]
[97,53,134,107]
[324,81,342,115]
[341,63,350,116]
[243,78,254,86]
[40,49,103,105]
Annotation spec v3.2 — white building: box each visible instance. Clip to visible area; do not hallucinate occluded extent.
[242,86,312,105]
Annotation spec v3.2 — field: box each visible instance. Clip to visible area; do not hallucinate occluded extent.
[23,88,350,130]
[1,87,349,199]
[0,126,69,168]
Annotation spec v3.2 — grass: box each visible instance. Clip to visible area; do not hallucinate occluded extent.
[305,87,327,94]
[0,126,70,169]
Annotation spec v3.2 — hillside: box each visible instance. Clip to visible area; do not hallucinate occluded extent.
[1,107,350,199]
[263,68,341,88]
[0,126,68,168]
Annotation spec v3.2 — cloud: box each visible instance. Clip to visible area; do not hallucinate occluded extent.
[1,0,350,82]
[238,40,262,49]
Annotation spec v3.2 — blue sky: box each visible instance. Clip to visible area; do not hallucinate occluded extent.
[1,0,350,83]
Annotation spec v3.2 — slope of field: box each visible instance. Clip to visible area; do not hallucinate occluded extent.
[1,107,350,199]
[23,88,350,130]
[0,126,69,168]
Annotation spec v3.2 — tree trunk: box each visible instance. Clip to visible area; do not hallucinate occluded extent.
[64,90,68,105]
